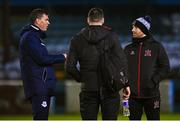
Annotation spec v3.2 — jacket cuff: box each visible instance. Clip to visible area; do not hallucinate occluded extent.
[124,80,130,88]
[152,75,160,84]
[75,74,82,83]
[76,78,82,83]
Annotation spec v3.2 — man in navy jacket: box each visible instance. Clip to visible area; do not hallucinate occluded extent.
[19,8,66,120]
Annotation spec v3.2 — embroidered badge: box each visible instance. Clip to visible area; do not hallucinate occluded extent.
[41,101,47,108]
[144,49,151,56]
[41,43,45,46]
[130,50,135,55]
[154,100,160,109]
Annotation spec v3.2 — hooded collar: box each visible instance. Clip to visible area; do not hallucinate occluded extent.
[30,25,40,30]
[81,25,110,44]
[20,24,47,39]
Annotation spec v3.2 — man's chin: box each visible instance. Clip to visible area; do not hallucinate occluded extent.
[42,28,48,31]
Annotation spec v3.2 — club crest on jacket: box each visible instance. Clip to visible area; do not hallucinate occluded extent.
[130,50,135,55]
[144,49,151,56]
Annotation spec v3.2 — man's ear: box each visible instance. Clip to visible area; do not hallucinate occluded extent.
[87,17,90,24]
[101,18,104,24]
[34,18,39,25]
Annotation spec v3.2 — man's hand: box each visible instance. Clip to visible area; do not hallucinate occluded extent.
[122,86,131,100]
[63,53,67,59]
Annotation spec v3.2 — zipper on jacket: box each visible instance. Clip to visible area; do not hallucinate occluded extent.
[42,68,47,83]
[137,42,143,97]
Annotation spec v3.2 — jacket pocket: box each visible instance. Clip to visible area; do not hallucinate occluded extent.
[42,68,47,83]
[143,75,155,89]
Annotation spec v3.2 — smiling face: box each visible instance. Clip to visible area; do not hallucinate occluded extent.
[132,25,146,38]
[34,14,50,31]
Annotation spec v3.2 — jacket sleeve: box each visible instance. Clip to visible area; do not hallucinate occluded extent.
[26,33,65,65]
[111,33,129,87]
[152,43,170,84]
[65,36,81,82]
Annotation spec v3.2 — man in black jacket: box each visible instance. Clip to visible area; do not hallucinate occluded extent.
[124,15,170,120]
[66,8,130,120]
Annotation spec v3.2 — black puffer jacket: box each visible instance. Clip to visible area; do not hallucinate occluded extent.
[66,25,128,91]
[124,36,170,98]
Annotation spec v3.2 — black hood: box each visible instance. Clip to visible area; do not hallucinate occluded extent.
[20,24,46,39]
[81,25,110,44]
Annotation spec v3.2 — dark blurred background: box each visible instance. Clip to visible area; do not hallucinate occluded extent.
[0,0,180,115]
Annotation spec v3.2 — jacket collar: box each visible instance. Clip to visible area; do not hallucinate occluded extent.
[31,25,40,30]
[30,24,47,39]
[132,35,152,44]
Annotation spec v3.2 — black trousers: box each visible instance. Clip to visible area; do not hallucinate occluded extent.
[30,95,51,120]
[129,96,160,120]
[79,89,120,120]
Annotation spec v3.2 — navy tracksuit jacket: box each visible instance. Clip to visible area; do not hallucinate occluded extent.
[19,24,65,99]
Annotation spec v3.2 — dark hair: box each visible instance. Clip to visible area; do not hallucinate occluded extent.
[29,8,49,23]
[88,8,104,22]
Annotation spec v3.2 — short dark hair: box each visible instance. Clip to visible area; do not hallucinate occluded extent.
[29,8,49,23]
[88,8,104,22]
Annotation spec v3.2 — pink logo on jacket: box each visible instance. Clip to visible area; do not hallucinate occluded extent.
[130,50,135,55]
[144,49,151,56]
